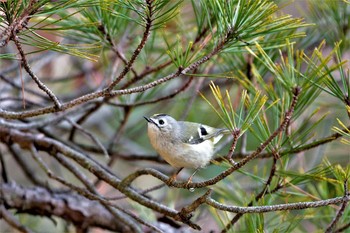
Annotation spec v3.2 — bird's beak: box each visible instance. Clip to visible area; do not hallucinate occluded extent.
[144,116,154,124]
[144,116,161,129]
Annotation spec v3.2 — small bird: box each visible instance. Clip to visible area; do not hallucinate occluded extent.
[144,113,230,183]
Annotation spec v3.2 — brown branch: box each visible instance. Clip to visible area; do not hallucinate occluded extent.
[68,102,103,141]
[121,168,170,187]
[175,189,213,231]
[109,77,193,107]
[0,128,181,222]
[226,128,241,162]
[205,195,350,214]
[0,61,179,119]
[0,103,95,130]
[1,182,132,232]
[27,145,145,232]
[12,36,61,109]
[52,152,97,193]
[98,23,138,78]
[121,60,173,89]
[1,1,60,107]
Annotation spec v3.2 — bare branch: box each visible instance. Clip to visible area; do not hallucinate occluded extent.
[1,183,132,232]
[206,195,350,214]
[64,117,109,158]
[12,36,61,109]
[0,128,180,221]
[105,0,153,91]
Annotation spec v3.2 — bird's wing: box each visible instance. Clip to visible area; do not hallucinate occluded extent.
[179,122,229,145]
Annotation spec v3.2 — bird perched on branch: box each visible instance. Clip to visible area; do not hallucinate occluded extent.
[144,113,230,184]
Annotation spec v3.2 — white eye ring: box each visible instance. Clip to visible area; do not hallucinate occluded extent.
[158,119,165,125]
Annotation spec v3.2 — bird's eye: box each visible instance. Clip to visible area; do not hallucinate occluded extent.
[158,119,165,125]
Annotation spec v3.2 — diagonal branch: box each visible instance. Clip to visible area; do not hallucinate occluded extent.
[105,0,153,92]
[1,182,132,232]
[12,36,61,109]
[0,128,180,221]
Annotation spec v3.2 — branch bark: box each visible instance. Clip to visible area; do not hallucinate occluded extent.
[1,182,131,232]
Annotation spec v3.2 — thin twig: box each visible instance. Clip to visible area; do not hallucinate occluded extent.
[0,74,49,100]
[0,103,95,130]
[325,180,349,233]
[206,195,350,213]
[105,0,153,91]
[334,222,350,233]
[98,23,138,77]
[107,106,131,152]
[109,183,167,200]
[68,102,103,141]
[226,128,241,162]
[121,60,172,89]
[109,77,193,107]
[12,36,61,108]
[64,117,109,158]
[7,144,49,188]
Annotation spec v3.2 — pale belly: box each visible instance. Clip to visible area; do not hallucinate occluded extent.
[152,139,214,168]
